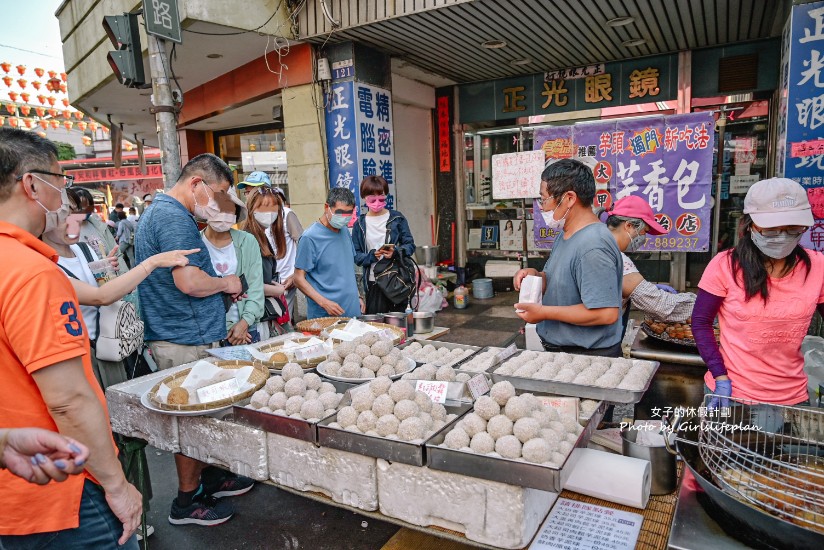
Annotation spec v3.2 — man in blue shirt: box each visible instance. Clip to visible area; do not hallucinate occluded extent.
[135,154,250,527]
[294,188,363,319]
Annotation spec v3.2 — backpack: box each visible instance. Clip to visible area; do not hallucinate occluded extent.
[372,226,419,306]
[58,243,144,361]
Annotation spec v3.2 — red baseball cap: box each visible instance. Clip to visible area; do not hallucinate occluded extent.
[609,196,668,235]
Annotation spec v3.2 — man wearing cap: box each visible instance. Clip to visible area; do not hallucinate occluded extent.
[694,178,824,411]
[135,153,251,526]
[513,159,624,357]
[238,172,304,320]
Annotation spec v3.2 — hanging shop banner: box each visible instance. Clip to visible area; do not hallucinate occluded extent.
[532,112,715,252]
[779,1,824,251]
[67,164,163,183]
[458,54,677,123]
[325,81,396,212]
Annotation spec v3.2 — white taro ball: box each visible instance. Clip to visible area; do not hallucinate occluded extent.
[322,361,341,375]
[456,373,471,383]
[388,380,415,402]
[319,392,340,409]
[362,355,383,372]
[361,332,379,346]
[435,366,456,381]
[376,414,400,436]
[345,425,361,433]
[513,417,541,443]
[371,394,395,417]
[340,363,361,378]
[460,413,487,438]
[382,354,398,366]
[303,389,318,401]
[487,415,514,440]
[355,344,372,358]
[444,427,470,449]
[285,395,304,415]
[370,376,393,396]
[490,381,516,406]
[418,412,434,429]
[318,382,336,395]
[351,391,375,412]
[413,391,433,413]
[430,403,447,421]
[272,409,286,416]
[303,372,322,390]
[268,392,288,411]
[504,396,532,421]
[258,406,272,413]
[558,440,573,455]
[539,429,561,447]
[360,368,376,379]
[398,416,425,441]
[265,376,285,394]
[531,408,554,428]
[495,435,522,459]
[370,340,394,357]
[522,438,552,464]
[300,399,325,420]
[470,432,496,454]
[376,365,396,377]
[281,363,304,381]
[336,342,355,356]
[394,399,420,421]
[357,410,378,432]
[548,421,566,433]
[337,405,358,427]
[343,353,362,366]
[284,377,306,397]
[250,390,270,409]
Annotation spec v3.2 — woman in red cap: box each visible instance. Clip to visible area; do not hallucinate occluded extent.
[598,196,696,335]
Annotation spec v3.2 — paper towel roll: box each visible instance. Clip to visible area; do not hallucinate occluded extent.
[562,448,651,509]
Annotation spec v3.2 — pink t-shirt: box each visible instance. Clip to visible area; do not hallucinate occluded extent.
[699,249,824,405]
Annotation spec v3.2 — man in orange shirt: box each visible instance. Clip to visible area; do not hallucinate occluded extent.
[0,128,142,549]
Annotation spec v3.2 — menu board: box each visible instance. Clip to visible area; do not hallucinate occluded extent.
[529,498,643,550]
[492,150,545,199]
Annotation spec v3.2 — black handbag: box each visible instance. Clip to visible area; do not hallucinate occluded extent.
[372,228,419,306]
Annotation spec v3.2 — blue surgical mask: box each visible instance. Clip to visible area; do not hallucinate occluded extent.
[327,208,352,229]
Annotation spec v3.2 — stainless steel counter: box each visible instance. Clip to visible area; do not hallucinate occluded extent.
[630,331,706,367]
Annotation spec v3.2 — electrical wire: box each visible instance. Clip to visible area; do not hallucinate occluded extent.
[183,0,285,36]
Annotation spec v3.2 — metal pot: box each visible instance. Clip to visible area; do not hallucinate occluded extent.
[415,245,440,266]
[383,312,408,334]
[359,314,385,323]
[413,311,435,334]
[621,426,677,495]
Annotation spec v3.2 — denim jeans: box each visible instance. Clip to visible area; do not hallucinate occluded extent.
[0,480,138,550]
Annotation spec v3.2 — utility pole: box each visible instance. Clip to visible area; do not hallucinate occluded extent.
[147,33,180,189]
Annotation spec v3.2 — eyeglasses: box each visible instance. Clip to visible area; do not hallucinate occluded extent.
[16,169,74,188]
[756,226,808,237]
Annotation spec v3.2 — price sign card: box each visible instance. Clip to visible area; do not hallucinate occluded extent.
[497,343,519,362]
[467,374,490,400]
[529,498,643,550]
[415,380,449,404]
[206,346,253,362]
[196,378,241,404]
[540,396,579,422]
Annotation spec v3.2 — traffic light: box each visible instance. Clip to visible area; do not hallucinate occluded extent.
[103,14,145,88]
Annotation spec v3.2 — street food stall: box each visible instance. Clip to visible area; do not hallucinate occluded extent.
[108,319,824,550]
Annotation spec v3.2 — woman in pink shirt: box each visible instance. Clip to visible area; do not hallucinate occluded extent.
[693,178,822,410]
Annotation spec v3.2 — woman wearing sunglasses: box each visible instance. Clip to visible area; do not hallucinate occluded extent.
[694,178,823,409]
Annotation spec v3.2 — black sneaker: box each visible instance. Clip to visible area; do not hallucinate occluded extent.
[168,495,234,526]
[201,472,255,499]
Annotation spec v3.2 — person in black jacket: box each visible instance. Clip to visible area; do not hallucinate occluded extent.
[351,176,416,314]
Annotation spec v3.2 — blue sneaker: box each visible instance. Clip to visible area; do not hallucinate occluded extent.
[201,471,255,499]
[168,495,234,526]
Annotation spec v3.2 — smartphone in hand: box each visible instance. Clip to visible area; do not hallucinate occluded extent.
[379,243,395,252]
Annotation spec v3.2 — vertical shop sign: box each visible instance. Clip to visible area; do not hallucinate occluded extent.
[781,1,824,251]
[325,81,358,201]
[532,112,714,252]
[437,96,451,172]
[355,82,397,210]
[532,126,573,248]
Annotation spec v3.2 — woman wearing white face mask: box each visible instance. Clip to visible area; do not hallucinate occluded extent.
[200,188,265,345]
[694,178,822,409]
[596,196,695,335]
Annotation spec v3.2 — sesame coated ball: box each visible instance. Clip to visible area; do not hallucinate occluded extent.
[371,394,396,417]
[318,382,337,394]
[357,410,378,432]
[285,395,305,415]
[371,339,394,358]
[388,380,416,403]
[360,368,376,379]
[376,414,400,437]
[522,438,552,464]
[430,403,448,421]
[460,412,488,438]
[495,435,522,459]
[413,391,433,413]
[265,376,285,394]
[284,377,307,397]
[281,363,304,382]
[435,365,456,382]
[250,390,270,409]
[355,344,373,358]
[397,416,425,441]
[362,355,383,372]
[303,372,322,391]
[370,376,393,397]
[351,390,375,413]
[490,381,516,407]
[300,399,325,421]
[376,365,397,377]
[470,432,496,454]
[504,396,532,421]
[319,391,341,410]
[444,427,470,449]
[394,399,420,421]
[486,414,514,440]
[340,363,361,378]
[337,405,358,427]
[513,417,541,443]
[268,392,288,411]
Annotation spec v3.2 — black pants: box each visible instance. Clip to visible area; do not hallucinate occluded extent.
[365,284,407,315]
[540,341,623,358]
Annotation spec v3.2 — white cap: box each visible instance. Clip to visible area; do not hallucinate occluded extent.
[743,178,814,228]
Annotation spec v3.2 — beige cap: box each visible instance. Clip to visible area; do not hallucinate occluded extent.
[743,178,813,228]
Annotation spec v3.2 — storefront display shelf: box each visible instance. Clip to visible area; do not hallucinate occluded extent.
[425,401,607,492]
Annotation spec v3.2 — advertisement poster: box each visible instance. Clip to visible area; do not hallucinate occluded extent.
[532,112,714,252]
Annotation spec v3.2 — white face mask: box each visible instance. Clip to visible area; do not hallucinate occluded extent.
[254,211,278,227]
[193,182,221,221]
[541,194,572,231]
[750,230,803,259]
[127,214,138,222]
[33,175,72,235]
[207,213,236,233]
[624,225,647,253]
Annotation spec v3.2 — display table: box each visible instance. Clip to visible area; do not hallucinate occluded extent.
[409,326,450,341]
[629,331,706,420]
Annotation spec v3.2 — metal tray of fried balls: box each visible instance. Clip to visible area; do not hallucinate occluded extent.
[400,363,473,384]
[232,363,350,443]
[317,334,414,381]
[399,341,481,368]
[490,351,659,404]
[317,377,469,466]
[425,381,606,492]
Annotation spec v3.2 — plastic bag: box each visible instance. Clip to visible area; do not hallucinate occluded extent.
[417,286,445,313]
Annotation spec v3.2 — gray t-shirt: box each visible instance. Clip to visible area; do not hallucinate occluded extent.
[537,223,623,349]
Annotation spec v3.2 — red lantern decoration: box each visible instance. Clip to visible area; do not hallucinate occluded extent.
[61,98,69,107]
[103,127,109,134]
[82,136,92,146]
[47,96,56,106]
[0,62,10,73]
[60,72,67,82]
[32,81,41,90]
[35,107,45,117]
[78,121,87,131]
[8,91,18,102]
[39,120,47,130]
[63,121,73,130]
[48,108,57,117]
[36,94,46,104]
[47,70,56,79]
[36,131,46,137]
[20,92,30,103]
[16,79,26,89]
[2,76,11,87]
[73,111,83,120]
[89,121,98,132]
[49,120,59,129]
[59,83,67,93]
[9,118,18,128]
[23,118,33,129]
[5,103,15,115]
[0,116,4,126]
[34,68,44,77]
[63,110,71,119]
[15,65,25,76]
[20,105,30,116]
[46,77,60,92]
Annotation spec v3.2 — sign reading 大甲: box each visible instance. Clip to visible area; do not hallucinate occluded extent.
[143,0,182,43]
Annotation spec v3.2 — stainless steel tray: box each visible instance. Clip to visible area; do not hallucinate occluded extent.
[397,341,482,368]
[425,400,607,492]
[317,392,472,466]
[488,359,660,404]
[230,380,355,444]
[453,346,509,374]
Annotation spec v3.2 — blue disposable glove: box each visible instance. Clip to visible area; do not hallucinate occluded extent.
[708,379,732,411]
[656,284,678,294]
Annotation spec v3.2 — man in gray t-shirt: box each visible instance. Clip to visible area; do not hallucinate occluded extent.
[514,159,623,356]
